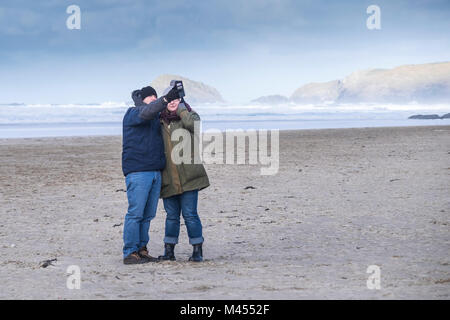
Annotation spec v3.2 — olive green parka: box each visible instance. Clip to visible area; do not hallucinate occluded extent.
[159,103,209,199]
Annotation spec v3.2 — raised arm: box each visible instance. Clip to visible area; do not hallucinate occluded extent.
[131,89,168,120]
[136,98,167,120]
[176,102,200,133]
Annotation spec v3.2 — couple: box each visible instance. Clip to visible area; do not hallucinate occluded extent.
[121,84,209,265]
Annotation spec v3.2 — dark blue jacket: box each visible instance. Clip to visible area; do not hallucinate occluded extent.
[122,90,168,176]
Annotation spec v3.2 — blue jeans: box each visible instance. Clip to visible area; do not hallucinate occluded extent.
[123,171,161,257]
[163,190,204,245]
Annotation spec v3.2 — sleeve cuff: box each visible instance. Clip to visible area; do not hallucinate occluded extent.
[176,104,188,116]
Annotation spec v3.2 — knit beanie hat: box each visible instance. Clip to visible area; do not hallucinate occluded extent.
[140,86,157,99]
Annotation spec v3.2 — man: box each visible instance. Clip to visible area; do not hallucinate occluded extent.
[121,85,180,264]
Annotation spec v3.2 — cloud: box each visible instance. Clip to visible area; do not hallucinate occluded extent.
[0,7,45,36]
[0,0,449,103]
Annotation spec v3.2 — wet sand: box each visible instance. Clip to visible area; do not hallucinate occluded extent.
[0,125,449,299]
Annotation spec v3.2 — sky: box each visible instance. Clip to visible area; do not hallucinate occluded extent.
[0,0,449,104]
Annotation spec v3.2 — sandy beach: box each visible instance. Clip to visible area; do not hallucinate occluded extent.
[0,125,449,299]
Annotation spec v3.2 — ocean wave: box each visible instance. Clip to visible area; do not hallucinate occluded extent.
[0,102,448,125]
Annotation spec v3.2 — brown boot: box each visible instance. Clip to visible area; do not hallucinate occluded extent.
[138,246,158,262]
[123,252,150,265]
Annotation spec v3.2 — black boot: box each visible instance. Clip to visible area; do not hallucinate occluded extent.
[158,243,176,261]
[189,243,203,262]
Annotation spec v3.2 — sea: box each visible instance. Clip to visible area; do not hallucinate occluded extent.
[0,102,448,138]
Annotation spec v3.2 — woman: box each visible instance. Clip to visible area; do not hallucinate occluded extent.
[157,87,209,262]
